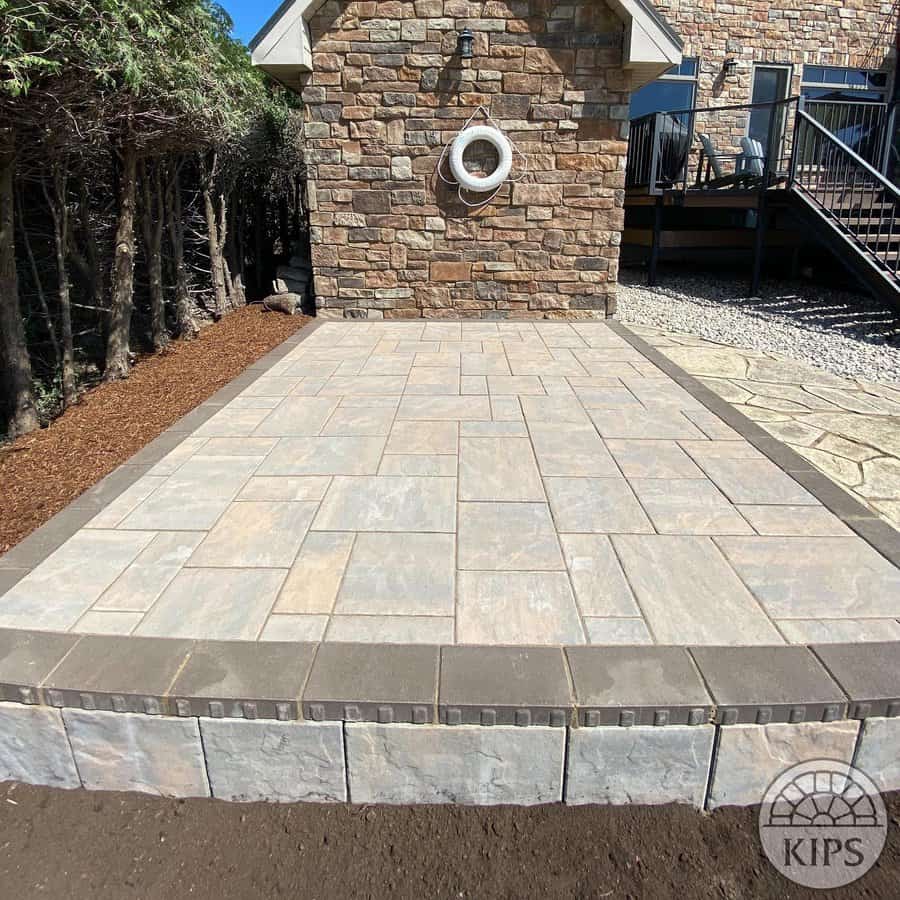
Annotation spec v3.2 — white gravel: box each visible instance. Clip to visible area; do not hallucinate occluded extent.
[617,269,900,386]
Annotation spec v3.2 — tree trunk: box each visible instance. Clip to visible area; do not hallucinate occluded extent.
[165,161,196,338]
[17,185,62,375]
[0,130,39,437]
[105,141,137,379]
[253,196,266,294]
[43,165,76,407]
[201,153,228,318]
[140,160,168,351]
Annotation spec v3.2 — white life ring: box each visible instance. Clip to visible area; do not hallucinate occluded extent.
[449,125,513,193]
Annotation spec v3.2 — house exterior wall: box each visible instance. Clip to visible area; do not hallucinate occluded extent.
[301,0,632,319]
[653,0,896,168]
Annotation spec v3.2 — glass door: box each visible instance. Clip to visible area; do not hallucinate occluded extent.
[748,65,791,164]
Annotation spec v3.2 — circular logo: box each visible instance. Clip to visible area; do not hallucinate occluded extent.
[758,759,887,889]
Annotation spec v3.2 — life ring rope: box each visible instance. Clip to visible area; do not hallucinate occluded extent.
[437,105,527,207]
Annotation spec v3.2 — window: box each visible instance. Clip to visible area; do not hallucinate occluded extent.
[629,58,699,119]
[801,65,887,102]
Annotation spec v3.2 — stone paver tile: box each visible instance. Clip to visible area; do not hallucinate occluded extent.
[540,376,576,396]
[188,502,317,568]
[490,396,523,421]
[256,436,386,476]
[778,618,900,643]
[810,641,900,717]
[253,397,339,437]
[395,340,436,354]
[259,615,328,641]
[858,457,900,499]
[458,503,564,571]
[413,352,460,368]
[397,396,491,421]
[630,479,754,535]
[735,504,852,536]
[422,323,462,342]
[336,533,455,615]
[613,535,783,645]
[561,534,641,616]
[508,358,588,377]
[327,616,454,644]
[678,440,764,460]
[715,536,900,618]
[289,378,328,396]
[607,440,705,479]
[583,618,653,645]
[385,421,457,455]
[237,476,332,502]
[118,491,231,531]
[571,386,641,409]
[486,376,546,395]
[86,477,167,528]
[281,360,340,378]
[460,421,528,437]
[459,437,545,501]
[321,406,396,436]
[73,610,143,635]
[275,532,355,615]
[378,455,457,476]
[194,406,273,437]
[240,376,302,397]
[461,353,510,375]
[545,478,653,534]
[460,375,487,395]
[137,568,285,640]
[457,572,585,644]
[696,457,818,505]
[339,395,400,408]
[528,423,618,477]
[313,476,456,532]
[684,408,743,440]
[405,367,460,395]
[319,376,408,396]
[520,395,593,425]
[198,438,278,457]
[94,531,205,612]
[147,436,208,476]
[0,531,156,631]
[589,408,706,440]
[440,341,483,354]
[155,456,261,501]
[359,354,414,376]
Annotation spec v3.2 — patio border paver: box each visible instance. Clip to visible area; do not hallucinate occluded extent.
[0,318,898,807]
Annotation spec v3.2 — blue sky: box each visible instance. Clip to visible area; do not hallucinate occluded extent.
[219,0,272,45]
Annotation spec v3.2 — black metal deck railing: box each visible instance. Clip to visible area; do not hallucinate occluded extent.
[791,109,900,278]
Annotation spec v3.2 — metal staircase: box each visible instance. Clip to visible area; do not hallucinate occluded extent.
[789,109,900,306]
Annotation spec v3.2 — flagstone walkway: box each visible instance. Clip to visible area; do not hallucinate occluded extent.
[629,324,900,528]
[2,319,900,646]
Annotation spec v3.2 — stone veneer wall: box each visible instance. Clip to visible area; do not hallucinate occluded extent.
[653,0,896,166]
[301,0,632,319]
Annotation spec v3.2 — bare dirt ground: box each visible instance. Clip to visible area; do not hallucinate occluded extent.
[0,782,896,899]
[0,307,310,554]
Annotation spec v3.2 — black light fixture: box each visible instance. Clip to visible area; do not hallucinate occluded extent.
[723,57,738,77]
[457,28,474,60]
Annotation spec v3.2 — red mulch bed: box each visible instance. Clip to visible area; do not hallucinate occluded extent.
[0,307,311,555]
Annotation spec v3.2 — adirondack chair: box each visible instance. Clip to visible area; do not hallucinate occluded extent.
[739,136,788,187]
[695,133,760,189]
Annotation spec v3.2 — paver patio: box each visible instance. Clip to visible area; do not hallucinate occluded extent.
[2,320,900,646]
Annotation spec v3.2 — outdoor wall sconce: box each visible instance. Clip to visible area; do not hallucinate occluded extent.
[457,28,474,59]
[723,57,738,77]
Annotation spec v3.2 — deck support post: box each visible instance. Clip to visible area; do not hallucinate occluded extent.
[648,197,663,286]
